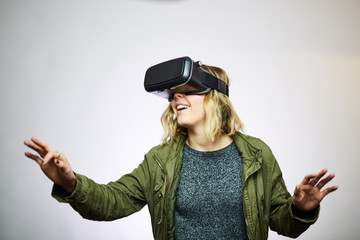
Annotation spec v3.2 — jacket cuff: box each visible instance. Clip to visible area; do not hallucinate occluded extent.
[51,173,86,203]
[289,198,320,224]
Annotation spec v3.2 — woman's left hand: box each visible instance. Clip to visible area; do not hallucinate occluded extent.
[292,168,338,212]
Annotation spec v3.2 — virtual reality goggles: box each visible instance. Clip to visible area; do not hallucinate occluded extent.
[144,56,229,101]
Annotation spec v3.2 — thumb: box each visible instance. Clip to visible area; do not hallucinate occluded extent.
[53,158,73,177]
[293,185,303,200]
[54,158,61,166]
[53,158,67,171]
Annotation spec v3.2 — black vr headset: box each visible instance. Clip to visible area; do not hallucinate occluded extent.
[144,56,229,101]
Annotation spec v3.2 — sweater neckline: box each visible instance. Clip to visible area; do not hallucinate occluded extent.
[183,141,236,157]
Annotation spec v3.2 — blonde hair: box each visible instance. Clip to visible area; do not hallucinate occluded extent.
[160,64,244,144]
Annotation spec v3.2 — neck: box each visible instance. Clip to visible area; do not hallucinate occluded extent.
[186,128,233,151]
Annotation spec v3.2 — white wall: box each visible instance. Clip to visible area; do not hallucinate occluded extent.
[1,0,359,239]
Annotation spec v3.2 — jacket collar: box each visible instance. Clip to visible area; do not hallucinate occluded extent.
[154,135,186,166]
[232,132,263,182]
[154,132,263,182]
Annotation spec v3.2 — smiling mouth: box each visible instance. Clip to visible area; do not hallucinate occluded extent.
[176,104,189,111]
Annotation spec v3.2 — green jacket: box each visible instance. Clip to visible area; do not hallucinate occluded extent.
[53,132,318,239]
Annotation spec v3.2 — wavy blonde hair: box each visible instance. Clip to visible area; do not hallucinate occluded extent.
[160,64,244,144]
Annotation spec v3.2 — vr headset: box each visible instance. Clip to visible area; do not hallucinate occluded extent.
[144,56,229,101]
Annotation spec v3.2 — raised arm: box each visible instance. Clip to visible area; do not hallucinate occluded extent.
[24,137,148,221]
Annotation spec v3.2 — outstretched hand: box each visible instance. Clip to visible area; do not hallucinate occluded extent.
[292,168,338,212]
[24,137,76,192]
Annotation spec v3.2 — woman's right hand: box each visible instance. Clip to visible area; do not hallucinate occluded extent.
[24,137,76,192]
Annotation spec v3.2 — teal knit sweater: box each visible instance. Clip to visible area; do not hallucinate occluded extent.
[175,142,247,239]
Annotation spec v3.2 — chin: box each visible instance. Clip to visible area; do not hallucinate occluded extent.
[176,116,204,130]
[176,119,191,129]
[177,120,200,130]
[177,121,189,128]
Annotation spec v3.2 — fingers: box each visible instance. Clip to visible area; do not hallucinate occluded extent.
[298,169,337,196]
[300,173,317,185]
[312,168,328,183]
[300,168,328,186]
[311,168,328,186]
[42,151,58,165]
[316,172,335,189]
[24,137,53,159]
[25,152,43,165]
[320,185,338,199]
[24,137,63,166]
[30,137,52,152]
[24,139,46,157]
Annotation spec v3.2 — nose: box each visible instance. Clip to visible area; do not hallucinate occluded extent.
[169,92,185,102]
[173,92,185,99]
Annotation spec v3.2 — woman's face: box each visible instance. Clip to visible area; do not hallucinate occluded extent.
[170,92,206,131]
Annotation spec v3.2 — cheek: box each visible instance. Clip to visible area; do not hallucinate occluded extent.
[170,102,176,113]
[196,107,206,120]
[191,97,205,114]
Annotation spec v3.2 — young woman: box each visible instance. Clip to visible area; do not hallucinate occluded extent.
[24,62,337,240]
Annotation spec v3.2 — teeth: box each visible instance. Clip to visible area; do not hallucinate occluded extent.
[177,105,189,110]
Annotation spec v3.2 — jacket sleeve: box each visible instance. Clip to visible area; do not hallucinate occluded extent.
[51,159,150,221]
[268,154,319,238]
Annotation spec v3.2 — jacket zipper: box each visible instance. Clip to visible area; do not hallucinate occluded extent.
[243,150,263,240]
[153,153,169,239]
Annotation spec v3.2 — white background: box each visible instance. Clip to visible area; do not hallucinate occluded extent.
[1,0,359,239]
